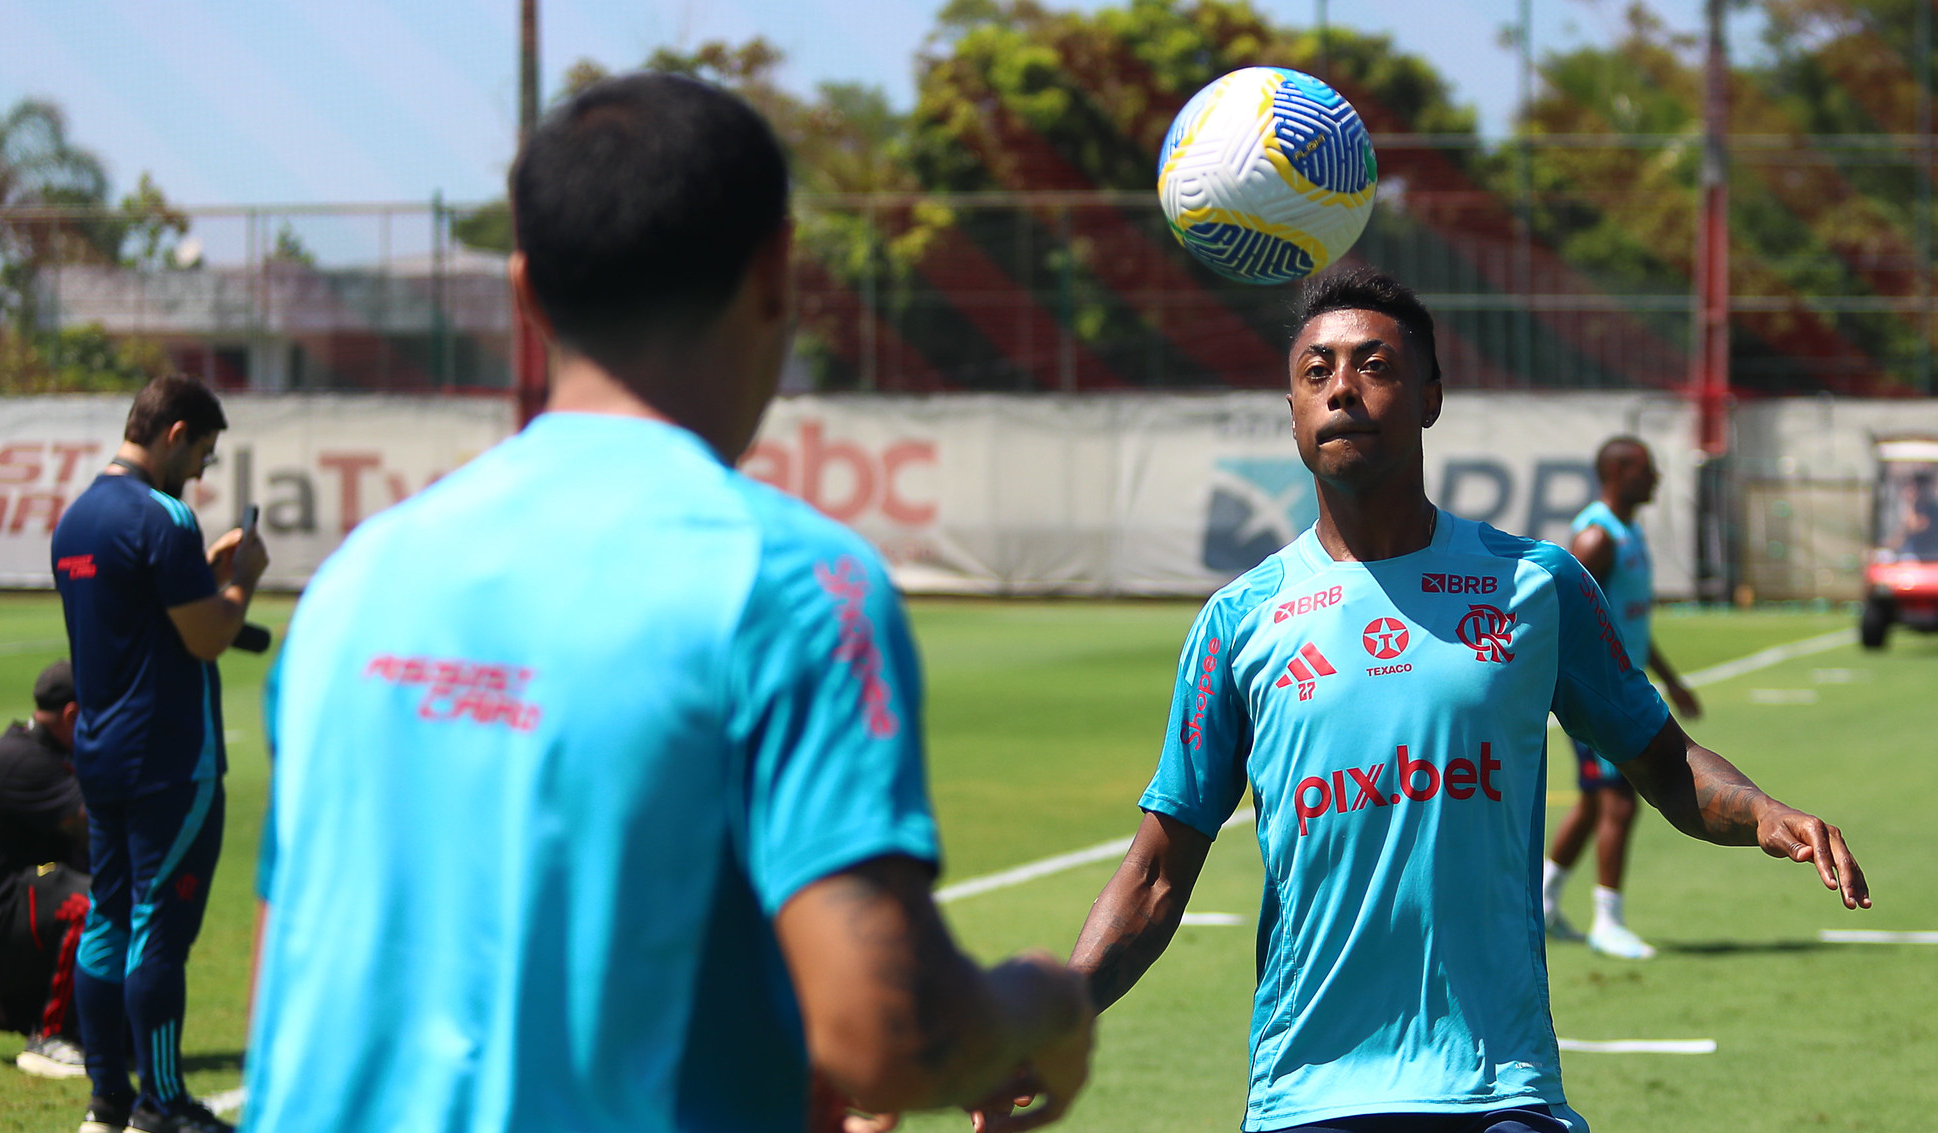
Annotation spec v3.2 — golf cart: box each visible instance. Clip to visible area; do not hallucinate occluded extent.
[1860,436,1938,649]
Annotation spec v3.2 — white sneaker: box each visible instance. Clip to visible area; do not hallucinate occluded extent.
[1545,909,1586,943]
[1588,922,1657,960]
[17,1032,87,1079]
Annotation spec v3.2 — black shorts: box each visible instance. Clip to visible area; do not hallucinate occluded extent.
[1272,1105,1568,1133]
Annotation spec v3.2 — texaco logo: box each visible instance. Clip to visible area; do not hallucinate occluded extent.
[1361,617,1409,660]
[1455,604,1517,663]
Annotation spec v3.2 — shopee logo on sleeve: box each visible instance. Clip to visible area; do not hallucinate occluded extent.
[816,556,901,739]
[1183,638,1222,750]
[1422,573,1498,594]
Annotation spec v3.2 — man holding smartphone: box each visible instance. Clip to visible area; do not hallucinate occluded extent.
[51,375,268,1133]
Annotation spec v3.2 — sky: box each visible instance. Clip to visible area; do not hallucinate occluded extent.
[0,0,1765,215]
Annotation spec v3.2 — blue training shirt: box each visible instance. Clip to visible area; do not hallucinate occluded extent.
[1142,511,1668,1131]
[246,413,939,1133]
[51,473,224,802]
[1570,500,1652,665]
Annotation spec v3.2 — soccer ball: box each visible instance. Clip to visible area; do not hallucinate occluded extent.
[1157,67,1378,285]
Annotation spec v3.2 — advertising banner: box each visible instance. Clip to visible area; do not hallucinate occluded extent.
[748,392,1699,598]
[0,395,512,589]
[0,391,1694,597]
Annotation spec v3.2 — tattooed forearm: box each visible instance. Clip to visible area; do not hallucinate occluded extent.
[1624,719,1768,847]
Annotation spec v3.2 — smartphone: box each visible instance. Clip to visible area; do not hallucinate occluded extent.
[243,504,260,534]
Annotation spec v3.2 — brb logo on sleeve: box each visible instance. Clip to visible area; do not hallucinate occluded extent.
[1273,641,1336,701]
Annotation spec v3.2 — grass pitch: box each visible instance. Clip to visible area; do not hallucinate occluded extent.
[1,597,1931,1132]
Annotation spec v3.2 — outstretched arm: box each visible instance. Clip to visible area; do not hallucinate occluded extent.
[776,855,1093,1128]
[1619,717,1869,909]
[1067,811,1214,1012]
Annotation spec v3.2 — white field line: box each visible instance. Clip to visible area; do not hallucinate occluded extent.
[205,1087,247,1115]
[939,629,1857,906]
[1820,929,1938,944]
[0,638,63,656]
[1556,1038,1716,1054]
[1548,627,1856,733]
[1180,912,1246,926]
[936,807,1254,904]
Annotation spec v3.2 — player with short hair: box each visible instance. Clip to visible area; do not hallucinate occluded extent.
[244,73,1092,1133]
[0,660,90,1079]
[1541,437,1701,960]
[1033,268,1867,1133]
[52,374,269,1133]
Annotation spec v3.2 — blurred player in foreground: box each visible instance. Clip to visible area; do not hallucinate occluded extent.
[245,74,1091,1133]
[1541,438,1701,960]
[1022,269,1867,1133]
[54,377,267,1133]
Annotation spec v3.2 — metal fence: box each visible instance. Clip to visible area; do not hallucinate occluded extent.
[1,132,1935,396]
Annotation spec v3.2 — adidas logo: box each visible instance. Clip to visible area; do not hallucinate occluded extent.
[1274,641,1337,701]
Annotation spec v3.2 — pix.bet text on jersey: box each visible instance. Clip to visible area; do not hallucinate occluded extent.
[1143,511,1668,1131]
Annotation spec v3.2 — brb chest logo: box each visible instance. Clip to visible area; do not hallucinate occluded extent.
[1455,604,1517,663]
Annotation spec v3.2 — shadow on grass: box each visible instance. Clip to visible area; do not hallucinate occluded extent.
[181,1051,244,1075]
[1654,939,1828,956]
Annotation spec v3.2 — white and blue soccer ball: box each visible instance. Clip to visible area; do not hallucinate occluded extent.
[1157,66,1378,285]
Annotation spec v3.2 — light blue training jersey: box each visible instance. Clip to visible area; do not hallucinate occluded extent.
[1570,500,1652,665]
[246,413,939,1133]
[1142,510,1668,1131]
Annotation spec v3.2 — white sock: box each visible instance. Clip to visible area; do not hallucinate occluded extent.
[1541,859,1569,917]
[1591,885,1625,930]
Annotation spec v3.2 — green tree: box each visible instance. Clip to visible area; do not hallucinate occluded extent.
[0,99,115,332]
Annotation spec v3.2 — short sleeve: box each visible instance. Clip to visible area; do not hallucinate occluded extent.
[728,535,938,916]
[1548,550,1669,762]
[1139,594,1253,839]
[146,496,217,608]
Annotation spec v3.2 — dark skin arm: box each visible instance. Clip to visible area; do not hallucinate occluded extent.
[1571,525,1699,717]
[1620,716,1869,909]
[775,854,1093,1128]
[1066,812,1213,1011]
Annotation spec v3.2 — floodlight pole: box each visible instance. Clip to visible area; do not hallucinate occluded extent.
[514,0,548,426]
[1693,0,1729,456]
[1693,0,1732,603]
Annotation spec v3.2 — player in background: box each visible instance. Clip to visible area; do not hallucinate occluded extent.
[245,74,1092,1133]
[1541,438,1701,960]
[0,661,90,1079]
[52,376,267,1133]
[1012,269,1867,1133]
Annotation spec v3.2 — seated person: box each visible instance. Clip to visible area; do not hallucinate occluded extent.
[0,661,91,1078]
[1894,472,1938,561]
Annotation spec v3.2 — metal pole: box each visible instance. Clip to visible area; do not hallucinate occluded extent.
[1694,0,1732,603]
[513,0,549,420]
[861,201,878,391]
[1694,0,1730,455]
[1918,0,1933,395]
[1315,0,1330,83]
[1058,205,1075,393]
[1516,0,1535,387]
[432,190,448,389]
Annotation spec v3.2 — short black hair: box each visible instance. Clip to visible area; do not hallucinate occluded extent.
[511,72,790,361]
[1288,267,1442,384]
[124,375,227,445]
[1594,435,1649,483]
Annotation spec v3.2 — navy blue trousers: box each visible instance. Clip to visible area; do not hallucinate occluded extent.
[1273,1107,1569,1133]
[75,779,223,1111]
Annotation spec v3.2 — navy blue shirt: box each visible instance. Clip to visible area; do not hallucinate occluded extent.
[52,473,225,803]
